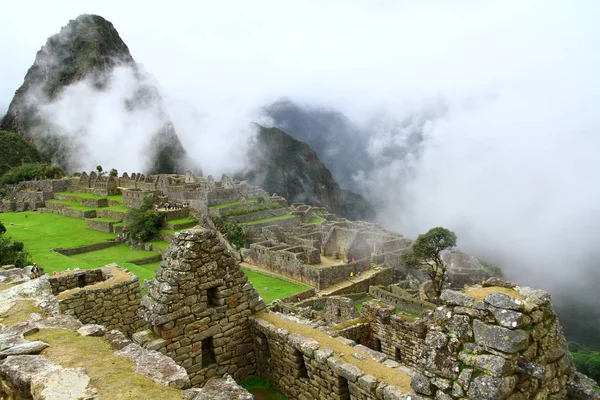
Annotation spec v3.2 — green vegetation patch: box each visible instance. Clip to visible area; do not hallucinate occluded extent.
[220,202,281,218]
[68,244,159,268]
[240,376,287,400]
[0,130,45,176]
[56,191,123,203]
[241,214,295,225]
[242,268,311,303]
[27,329,182,400]
[167,217,196,225]
[0,212,114,271]
[307,216,324,224]
[396,307,420,318]
[149,241,169,250]
[210,199,257,209]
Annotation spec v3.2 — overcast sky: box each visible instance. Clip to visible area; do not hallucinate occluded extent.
[2,1,600,300]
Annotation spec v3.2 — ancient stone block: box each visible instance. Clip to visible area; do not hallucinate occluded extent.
[472,320,530,354]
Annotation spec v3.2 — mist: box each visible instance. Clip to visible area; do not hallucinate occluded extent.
[1,1,600,344]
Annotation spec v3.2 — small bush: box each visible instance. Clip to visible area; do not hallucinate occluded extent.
[212,216,247,249]
[0,223,31,267]
[0,163,64,184]
[125,197,165,242]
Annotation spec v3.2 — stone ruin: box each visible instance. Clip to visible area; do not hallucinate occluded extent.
[136,229,267,386]
[1,228,599,398]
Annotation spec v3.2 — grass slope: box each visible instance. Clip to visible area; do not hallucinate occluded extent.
[242,268,311,303]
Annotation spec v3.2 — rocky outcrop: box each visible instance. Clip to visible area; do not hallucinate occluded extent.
[409,280,584,399]
[0,14,186,173]
[243,125,374,220]
[185,375,253,400]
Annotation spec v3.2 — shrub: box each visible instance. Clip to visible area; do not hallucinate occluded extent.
[125,197,165,242]
[0,222,31,267]
[0,163,64,184]
[212,216,247,249]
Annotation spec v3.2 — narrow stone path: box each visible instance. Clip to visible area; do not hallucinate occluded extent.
[317,267,383,296]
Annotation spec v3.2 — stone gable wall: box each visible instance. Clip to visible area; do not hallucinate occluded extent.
[138,230,266,386]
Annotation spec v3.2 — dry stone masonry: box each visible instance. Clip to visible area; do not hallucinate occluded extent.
[138,230,266,386]
[49,264,147,336]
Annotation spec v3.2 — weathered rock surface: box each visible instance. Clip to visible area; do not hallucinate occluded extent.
[472,319,530,353]
[77,324,106,337]
[0,341,49,358]
[0,355,60,398]
[30,367,97,400]
[188,374,253,400]
[114,343,190,389]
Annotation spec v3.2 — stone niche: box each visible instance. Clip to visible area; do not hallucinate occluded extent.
[138,229,266,386]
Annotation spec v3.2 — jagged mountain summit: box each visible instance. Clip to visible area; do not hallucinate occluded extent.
[242,125,375,220]
[0,14,186,173]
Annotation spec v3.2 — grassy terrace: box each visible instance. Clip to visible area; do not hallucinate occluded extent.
[209,199,257,209]
[240,214,295,225]
[307,215,324,224]
[167,217,197,225]
[242,268,311,303]
[56,192,124,203]
[1,212,115,270]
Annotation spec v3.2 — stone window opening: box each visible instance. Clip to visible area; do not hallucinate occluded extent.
[206,286,221,307]
[336,308,342,317]
[372,337,382,352]
[337,376,351,400]
[202,337,216,367]
[77,275,86,288]
[291,348,308,378]
[395,346,402,362]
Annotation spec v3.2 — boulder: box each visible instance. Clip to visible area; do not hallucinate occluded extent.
[30,367,98,400]
[0,355,60,398]
[0,341,49,358]
[472,320,530,353]
[114,343,190,389]
[190,374,253,400]
[467,375,517,399]
[77,324,106,337]
[440,290,475,307]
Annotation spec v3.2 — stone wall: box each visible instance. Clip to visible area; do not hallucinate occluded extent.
[407,281,579,399]
[327,268,394,297]
[138,230,266,386]
[49,269,105,294]
[51,265,147,336]
[15,191,54,202]
[86,219,114,233]
[39,207,97,218]
[99,209,127,220]
[16,178,72,193]
[324,296,361,324]
[361,301,427,369]
[54,241,115,256]
[369,285,434,315]
[251,316,409,400]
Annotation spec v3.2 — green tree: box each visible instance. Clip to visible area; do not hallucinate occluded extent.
[402,227,457,301]
[0,163,64,184]
[0,222,31,268]
[96,165,104,175]
[124,196,165,242]
[212,216,247,249]
[109,168,118,177]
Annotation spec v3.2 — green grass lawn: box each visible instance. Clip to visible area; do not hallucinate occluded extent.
[210,199,257,209]
[68,244,159,267]
[241,214,295,225]
[307,216,324,224]
[120,261,161,284]
[167,217,197,225]
[105,205,130,213]
[90,217,121,223]
[0,211,114,271]
[149,241,170,250]
[242,268,311,303]
[56,192,123,203]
